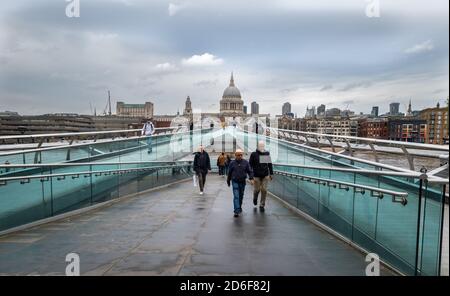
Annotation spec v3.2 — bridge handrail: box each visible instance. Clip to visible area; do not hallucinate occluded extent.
[240,128,416,174]
[0,163,192,183]
[0,160,425,178]
[270,127,449,152]
[273,170,408,205]
[0,127,177,141]
[0,128,206,157]
[427,177,450,185]
[272,163,425,178]
[0,160,192,168]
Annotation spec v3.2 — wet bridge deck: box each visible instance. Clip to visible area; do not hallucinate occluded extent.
[0,175,394,275]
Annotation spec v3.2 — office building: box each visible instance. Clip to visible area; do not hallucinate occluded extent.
[116,101,154,118]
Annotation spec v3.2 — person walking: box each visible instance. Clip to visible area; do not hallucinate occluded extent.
[193,145,211,195]
[141,119,155,153]
[227,149,254,217]
[224,154,232,175]
[249,140,273,212]
[217,152,226,177]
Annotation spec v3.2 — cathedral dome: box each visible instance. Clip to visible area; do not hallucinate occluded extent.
[222,73,241,99]
[220,72,244,115]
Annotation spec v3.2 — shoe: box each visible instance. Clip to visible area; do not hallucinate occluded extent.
[253,197,258,206]
[234,213,239,218]
[259,206,265,212]
[200,191,204,195]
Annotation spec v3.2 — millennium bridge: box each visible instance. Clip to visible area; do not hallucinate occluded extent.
[0,126,448,276]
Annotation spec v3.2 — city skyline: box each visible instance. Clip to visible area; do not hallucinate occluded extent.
[0,0,448,116]
[0,0,448,281]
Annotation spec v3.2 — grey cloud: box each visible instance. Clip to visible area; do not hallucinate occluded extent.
[281,87,298,94]
[433,89,446,94]
[194,79,219,88]
[342,99,355,105]
[404,40,434,54]
[0,0,448,116]
[339,81,373,92]
[320,84,333,91]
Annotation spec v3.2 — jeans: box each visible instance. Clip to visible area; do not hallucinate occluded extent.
[146,136,153,152]
[232,181,246,214]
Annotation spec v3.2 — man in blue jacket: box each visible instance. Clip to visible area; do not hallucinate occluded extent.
[227,149,254,217]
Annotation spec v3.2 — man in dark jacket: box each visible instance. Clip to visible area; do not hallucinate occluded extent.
[227,149,254,217]
[249,141,273,211]
[193,145,211,195]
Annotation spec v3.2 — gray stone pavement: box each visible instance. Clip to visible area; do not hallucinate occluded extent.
[0,175,395,276]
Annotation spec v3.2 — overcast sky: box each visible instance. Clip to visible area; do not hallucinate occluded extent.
[0,0,448,116]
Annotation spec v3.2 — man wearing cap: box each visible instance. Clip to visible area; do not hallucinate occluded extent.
[227,149,254,217]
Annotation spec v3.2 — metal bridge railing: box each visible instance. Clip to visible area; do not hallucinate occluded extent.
[268,127,449,171]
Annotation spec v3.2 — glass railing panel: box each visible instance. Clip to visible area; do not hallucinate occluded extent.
[281,167,298,208]
[270,162,444,275]
[1,153,22,165]
[318,170,354,238]
[0,153,25,166]
[136,164,158,193]
[419,182,445,275]
[116,162,139,198]
[50,165,92,215]
[160,167,173,187]
[1,131,192,166]
[169,165,184,183]
[0,136,198,233]
[41,147,90,163]
[269,171,284,202]
[170,133,189,160]
[361,176,421,275]
[351,174,379,240]
[297,168,320,219]
[23,150,41,164]
[181,165,193,181]
[115,138,137,162]
[0,178,52,232]
[0,163,24,175]
[158,167,168,187]
[91,164,120,203]
[224,129,234,153]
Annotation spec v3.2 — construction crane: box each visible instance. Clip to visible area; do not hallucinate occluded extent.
[103,90,112,116]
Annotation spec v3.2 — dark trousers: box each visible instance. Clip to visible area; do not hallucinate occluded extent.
[197,171,207,192]
[218,165,225,175]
